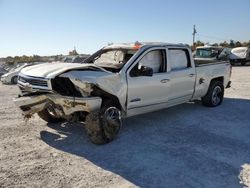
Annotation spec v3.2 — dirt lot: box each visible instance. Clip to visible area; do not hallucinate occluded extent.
[0,66,250,188]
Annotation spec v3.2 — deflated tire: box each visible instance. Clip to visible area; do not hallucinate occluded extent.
[85,105,121,145]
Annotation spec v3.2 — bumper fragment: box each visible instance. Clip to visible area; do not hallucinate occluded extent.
[14,94,102,117]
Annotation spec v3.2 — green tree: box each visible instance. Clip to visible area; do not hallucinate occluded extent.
[211,43,219,47]
[219,41,229,47]
[229,40,235,48]
[6,56,14,64]
[195,40,205,47]
[235,41,242,47]
[32,55,41,62]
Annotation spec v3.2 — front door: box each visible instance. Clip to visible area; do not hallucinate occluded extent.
[126,48,171,116]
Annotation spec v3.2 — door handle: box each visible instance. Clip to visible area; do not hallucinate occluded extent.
[161,79,170,83]
[189,74,195,77]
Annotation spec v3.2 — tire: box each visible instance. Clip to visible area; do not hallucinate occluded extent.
[202,81,224,107]
[37,109,63,123]
[11,76,18,84]
[85,102,122,145]
[241,62,246,66]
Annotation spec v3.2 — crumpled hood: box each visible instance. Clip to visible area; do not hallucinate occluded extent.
[59,70,114,84]
[20,62,106,78]
[60,69,125,110]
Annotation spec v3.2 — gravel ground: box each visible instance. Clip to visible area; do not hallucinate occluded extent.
[0,66,250,188]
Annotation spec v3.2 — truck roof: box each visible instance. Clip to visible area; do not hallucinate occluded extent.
[104,42,189,50]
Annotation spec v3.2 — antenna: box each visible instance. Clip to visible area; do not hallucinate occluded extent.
[192,25,197,46]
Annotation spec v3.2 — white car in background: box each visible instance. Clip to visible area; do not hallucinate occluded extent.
[1,64,28,84]
[230,47,250,66]
[1,62,42,84]
[0,66,8,78]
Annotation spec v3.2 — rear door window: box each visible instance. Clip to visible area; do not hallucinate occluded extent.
[168,49,190,70]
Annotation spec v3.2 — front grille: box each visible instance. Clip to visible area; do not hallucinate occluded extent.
[19,76,48,87]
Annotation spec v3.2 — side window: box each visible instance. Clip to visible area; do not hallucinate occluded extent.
[169,49,190,70]
[130,50,166,77]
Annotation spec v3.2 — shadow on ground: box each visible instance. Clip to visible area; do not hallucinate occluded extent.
[40,98,250,188]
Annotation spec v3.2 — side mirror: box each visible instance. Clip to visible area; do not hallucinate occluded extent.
[139,66,153,77]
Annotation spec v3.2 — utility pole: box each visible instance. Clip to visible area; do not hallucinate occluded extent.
[192,25,197,46]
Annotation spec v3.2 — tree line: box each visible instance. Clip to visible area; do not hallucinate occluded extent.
[4,55,63,65]
[3,48,80,65]
[193,40,250,48]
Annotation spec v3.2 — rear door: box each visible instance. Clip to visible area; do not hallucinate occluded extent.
[166,48,196,104]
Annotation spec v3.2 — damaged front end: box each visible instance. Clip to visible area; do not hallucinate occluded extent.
[14,93,102,119]
[14,73,103,120]
[14,67,123,122]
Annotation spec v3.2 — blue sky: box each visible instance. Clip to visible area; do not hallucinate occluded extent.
[0,0,249,57]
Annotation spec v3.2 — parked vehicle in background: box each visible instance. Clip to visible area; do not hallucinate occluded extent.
[0,66,8,78]
[229,47,250,66]
[14,42,232,145]
[1,64,28,84]
[193,46,226,65]
[218,48,232,61]
[194,46,223,59]
[1,62,43,84]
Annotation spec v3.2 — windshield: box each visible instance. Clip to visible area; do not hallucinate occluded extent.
[195,48,222,58]
[88,49,137,72]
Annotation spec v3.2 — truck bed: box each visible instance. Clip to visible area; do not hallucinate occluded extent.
[192,61,231,100]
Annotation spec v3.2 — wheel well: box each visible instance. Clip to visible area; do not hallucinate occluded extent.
[51,77,82,97]
[210,77,224,85]
[11,75,18,80]
[91,86,122,110]
[11,75,18,84]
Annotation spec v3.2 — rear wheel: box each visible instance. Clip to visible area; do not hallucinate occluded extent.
[202,81,224,107]
[85,101,122,145]
[38,108,63,123]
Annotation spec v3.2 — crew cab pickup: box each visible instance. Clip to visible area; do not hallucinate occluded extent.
[14,42,232,144]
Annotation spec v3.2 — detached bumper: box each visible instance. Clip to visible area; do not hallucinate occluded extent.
[14,94,102,118]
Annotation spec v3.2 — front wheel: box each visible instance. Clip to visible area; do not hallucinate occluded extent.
[85,103,122,145]
[202,81,224,107]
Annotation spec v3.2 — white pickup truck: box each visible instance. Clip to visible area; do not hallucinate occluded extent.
[14,42,232,144]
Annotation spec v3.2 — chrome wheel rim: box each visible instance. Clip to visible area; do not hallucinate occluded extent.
[104,107,121,121]
[102,107,121,138]
[212,86,222,105]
